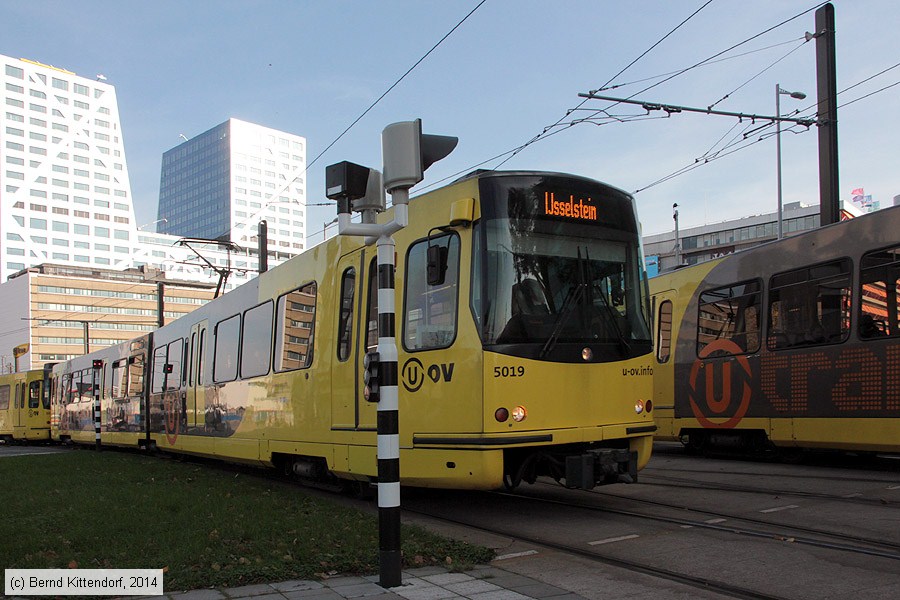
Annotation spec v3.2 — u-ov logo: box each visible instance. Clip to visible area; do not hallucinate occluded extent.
[402,358,454,393]
[688,339,753,428]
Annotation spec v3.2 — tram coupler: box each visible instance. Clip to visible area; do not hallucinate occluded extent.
[565,449,638,489]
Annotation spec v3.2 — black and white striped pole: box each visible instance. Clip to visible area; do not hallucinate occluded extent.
[92,358,102,451]
[325,120,456,589]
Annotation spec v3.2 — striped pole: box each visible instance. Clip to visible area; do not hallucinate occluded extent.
[92,359,102,451]
[375,234,401,588]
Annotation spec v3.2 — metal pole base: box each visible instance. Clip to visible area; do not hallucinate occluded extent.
[379,550,402,588]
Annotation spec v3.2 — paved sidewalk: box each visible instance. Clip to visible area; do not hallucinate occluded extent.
[144,565,584,600]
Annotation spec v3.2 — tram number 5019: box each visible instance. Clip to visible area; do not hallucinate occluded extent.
[494,366,525,378]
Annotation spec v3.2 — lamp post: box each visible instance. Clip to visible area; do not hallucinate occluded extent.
[776,84,807,239]
[672,203,681,267]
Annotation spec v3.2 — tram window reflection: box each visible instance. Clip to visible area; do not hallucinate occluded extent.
[337,268,355,361]
[859,245,900,339]
[404,234,460,351]
[240,301,273,378]
[274,282,317,372]
[213,315,241,382]
[697,280,761,356]
[656,300,673,363]
[767,259,851,350]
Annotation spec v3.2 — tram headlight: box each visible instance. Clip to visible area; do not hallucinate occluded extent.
[635,399,645,414]
[512,405,527,422]
[494,407,510,423]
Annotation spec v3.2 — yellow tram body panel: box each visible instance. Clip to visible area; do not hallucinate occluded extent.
[649,260,721,442]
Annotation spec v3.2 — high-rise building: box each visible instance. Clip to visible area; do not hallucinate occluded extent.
[157,118,307,256]
[1,54,137,282]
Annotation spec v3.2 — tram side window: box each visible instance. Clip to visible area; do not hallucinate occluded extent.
[697,280,761,356]
[859,245,900,338]
[656,300,673,363]
[128,355,144,396]
[0,385,9,410]
[78,369,93,403]
[241,301,274,378]
[274,282,317,372]
[151,346,168,393]
[28,380,40,409]
[111,359,126,399]
[63,373,74,404]
[767,259,851,350]
[167,340,183,390]
[404,234,460,351]
[366,259,378,352]
[337,268,355,361]
[214,315,241,382]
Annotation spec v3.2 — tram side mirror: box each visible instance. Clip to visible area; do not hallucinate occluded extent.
[427,244,448,286]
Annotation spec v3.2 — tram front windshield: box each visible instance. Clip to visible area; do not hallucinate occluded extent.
[474,175,652,362]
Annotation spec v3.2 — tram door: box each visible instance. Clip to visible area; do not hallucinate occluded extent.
[652,290,678,439]
[186,321,207,430]
[332,250,378,431]
[13,382,23,436]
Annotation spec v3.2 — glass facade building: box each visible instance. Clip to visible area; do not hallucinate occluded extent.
[157,118,307,255]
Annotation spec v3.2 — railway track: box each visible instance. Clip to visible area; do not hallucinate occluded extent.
[401,480,900,600]
[402,494,794,600]
[635,472,900,507]
[521,482,900,558]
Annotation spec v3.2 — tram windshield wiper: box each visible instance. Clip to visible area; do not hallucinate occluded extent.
[540,247,588,359]
[594,280,632,356]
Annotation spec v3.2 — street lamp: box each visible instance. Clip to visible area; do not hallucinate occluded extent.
[672,203,681,266]
[776,83,807,239]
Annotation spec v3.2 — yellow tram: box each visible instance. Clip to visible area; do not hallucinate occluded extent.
[650,205,900,454]
[50,169,656,489]
[0,366,51,442]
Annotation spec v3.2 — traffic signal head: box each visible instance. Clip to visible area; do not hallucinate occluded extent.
[382,119,458,192]
[363,351,380,403]
[326,161,372,214]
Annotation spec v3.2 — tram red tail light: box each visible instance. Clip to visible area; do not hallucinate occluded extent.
[494,407,509,422]
[646,400,653,412]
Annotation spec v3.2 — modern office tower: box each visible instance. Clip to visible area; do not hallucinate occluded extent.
[1,54,137,282]
[157,118,307,259]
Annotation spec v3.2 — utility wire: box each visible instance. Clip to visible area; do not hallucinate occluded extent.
[595,37,809,93]
[578,1,828,124]
[707,39,808,110]
[491,0,716,170]
[633,71,900,194]
[306,0,488,172]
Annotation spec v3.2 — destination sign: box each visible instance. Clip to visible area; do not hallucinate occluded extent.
[542,191,598,222]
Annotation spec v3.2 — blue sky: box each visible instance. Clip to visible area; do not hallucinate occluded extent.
[3,0,897,237]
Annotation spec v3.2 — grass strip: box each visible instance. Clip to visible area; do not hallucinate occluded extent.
[0,449,493,591]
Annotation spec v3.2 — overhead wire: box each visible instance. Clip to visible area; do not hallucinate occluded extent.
[635,60,900,193]
[423,1,828,191]
[305,0,488,172]
[706,38,808,110]
[594,37,811,93]
[490,0,716,171]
